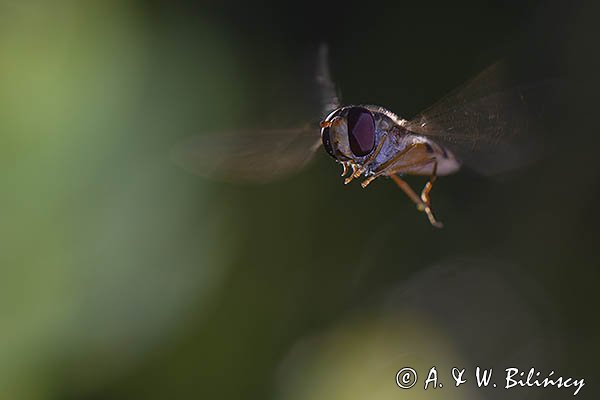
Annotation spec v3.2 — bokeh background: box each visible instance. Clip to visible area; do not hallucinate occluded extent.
[0,1,598,399]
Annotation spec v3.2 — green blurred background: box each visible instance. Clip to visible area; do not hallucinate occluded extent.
[0,1,598,399]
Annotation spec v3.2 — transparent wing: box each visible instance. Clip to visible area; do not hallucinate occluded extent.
[171,126,321,183]
[171,44,339,183]
[405,63,563,175]
[316,44,341,115]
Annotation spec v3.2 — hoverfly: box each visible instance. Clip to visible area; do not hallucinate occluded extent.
[172,45,558,227]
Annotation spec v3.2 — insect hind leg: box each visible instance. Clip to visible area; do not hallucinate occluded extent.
[390,173,443,229]
[420,161,438,209]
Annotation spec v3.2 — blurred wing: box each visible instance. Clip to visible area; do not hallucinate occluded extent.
[171,44,339,183]
[171,126,321,183]
[405,63,562,175]
[316,44,341,115]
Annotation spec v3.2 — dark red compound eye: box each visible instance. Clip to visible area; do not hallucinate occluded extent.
[346,107,375,156]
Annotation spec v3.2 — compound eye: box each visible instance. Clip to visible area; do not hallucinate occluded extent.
[320,126,336,158]
[346,107,375,156]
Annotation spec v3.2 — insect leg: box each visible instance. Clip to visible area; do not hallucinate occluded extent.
[358,143,421,187]
[374,143,418,173]
[340,162,349,177]
[344,164,363,184]
[420,161,438,208]
[361,148,434,188]
[390,174,443,228]
[360,173,383,188]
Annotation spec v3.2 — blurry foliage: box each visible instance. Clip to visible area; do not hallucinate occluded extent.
[0,1,236,397]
